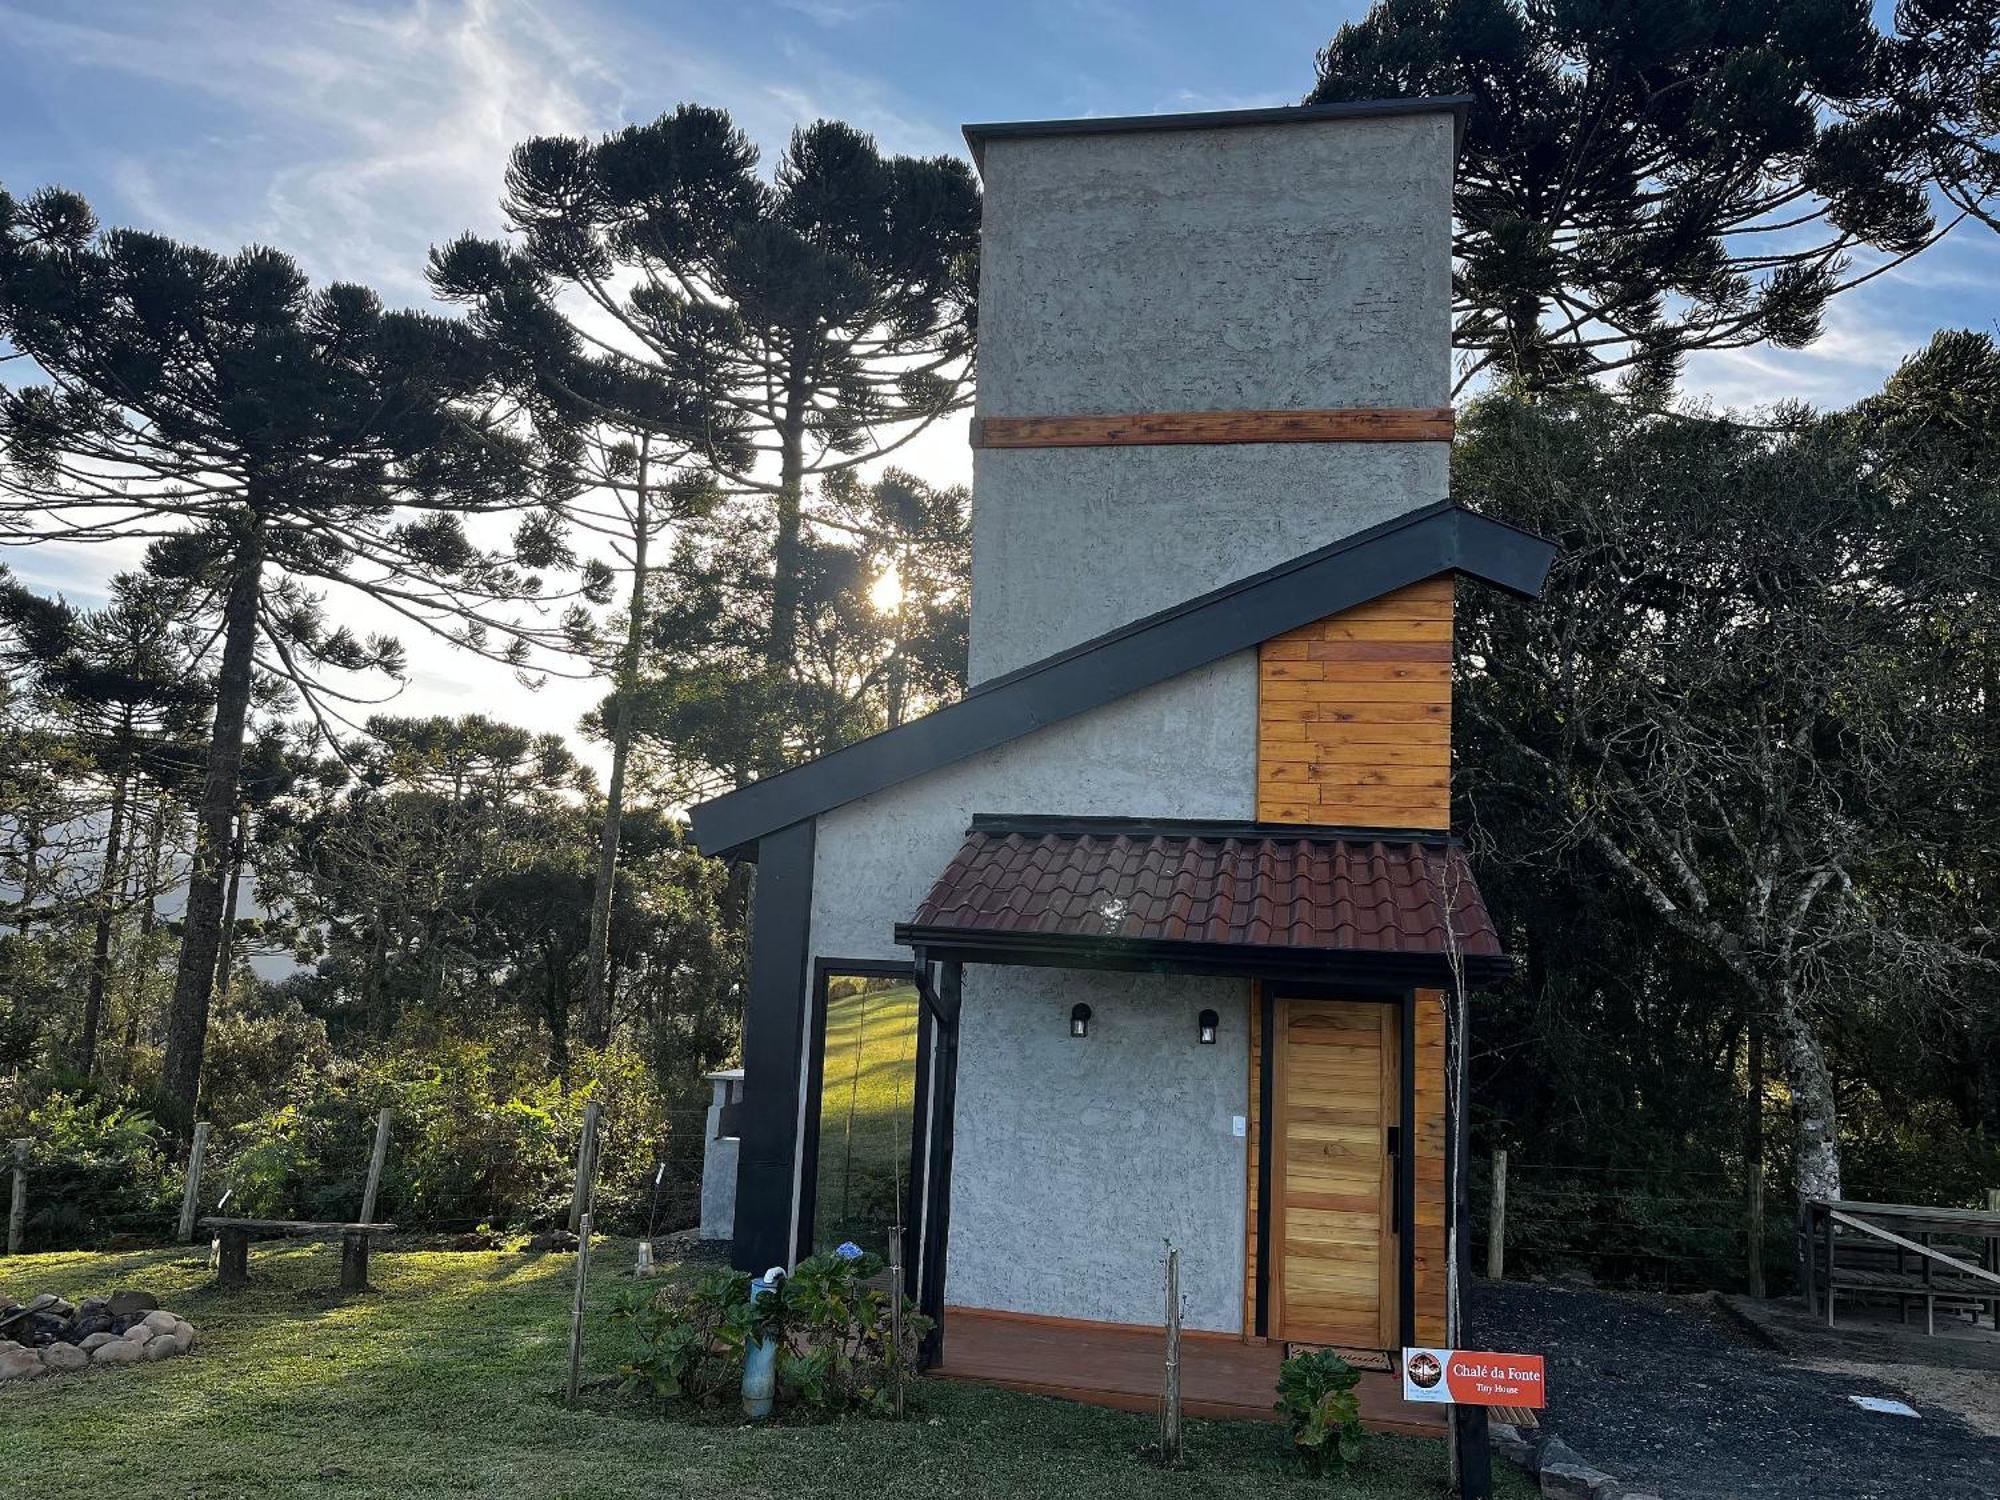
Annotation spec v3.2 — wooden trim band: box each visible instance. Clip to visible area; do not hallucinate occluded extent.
[970,407,1454,449]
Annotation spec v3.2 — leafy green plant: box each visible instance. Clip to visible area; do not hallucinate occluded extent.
[613,1267,757,1405]
[610,1248,928,1420]
[770,1248,929,1418]
[1275,1348,1366,1475]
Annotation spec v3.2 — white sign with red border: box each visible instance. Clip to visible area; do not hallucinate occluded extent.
[1400,1348,1547,1407]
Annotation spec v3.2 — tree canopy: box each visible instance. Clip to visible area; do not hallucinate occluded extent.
[1311,0,2000,395]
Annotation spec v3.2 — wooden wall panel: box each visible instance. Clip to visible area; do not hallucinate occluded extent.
[1411,989,1449,1346]
[1257,577,1453,828]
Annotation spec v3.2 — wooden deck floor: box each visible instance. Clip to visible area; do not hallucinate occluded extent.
[933,1306,1448,1438]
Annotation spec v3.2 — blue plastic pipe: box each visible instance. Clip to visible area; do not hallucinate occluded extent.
[742,1266,784,1418]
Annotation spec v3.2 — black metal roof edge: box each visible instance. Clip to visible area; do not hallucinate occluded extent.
[889,922,1513,983]
[688,501,1557,859]
[961,813,1463,847]
[961,95,1473,168]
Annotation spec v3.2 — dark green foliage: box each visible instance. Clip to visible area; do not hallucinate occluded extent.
[1275,1349,1366,1476]
[614,1267,759,1404]
[1454,335,2000,1266]
[1310,1,1999,394]
[614,1251,929,1420]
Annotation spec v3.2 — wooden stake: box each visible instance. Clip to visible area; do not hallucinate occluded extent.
[360,1108,393,1225]
[565,1210,593,1404]
[6,1139,26,1256]
[1486,1148,1507,1282]
[568,1102,601,1236]
[177,1122,211,1243]
[889,1224,906,1420]
[1161,1244,1183,1463]
[1748,1162,1767,1300]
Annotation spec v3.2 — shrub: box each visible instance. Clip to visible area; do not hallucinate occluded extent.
[1275,1348,1366,1475]
[772,1247,930,1417]
[614,1267,758,1404]
[612,1247,929,1420]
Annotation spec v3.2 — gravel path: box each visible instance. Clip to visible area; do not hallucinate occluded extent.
[1471,1280,2000,1499]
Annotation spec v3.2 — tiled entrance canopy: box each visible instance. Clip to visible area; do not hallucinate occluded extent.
[895,815,1507,983]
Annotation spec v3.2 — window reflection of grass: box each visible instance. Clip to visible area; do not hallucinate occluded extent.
[812,979,919,1258]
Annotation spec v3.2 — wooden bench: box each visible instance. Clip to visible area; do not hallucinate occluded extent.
[198,1217,397,1292]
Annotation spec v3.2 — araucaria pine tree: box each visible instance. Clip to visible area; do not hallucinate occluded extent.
[0,185,582,1130]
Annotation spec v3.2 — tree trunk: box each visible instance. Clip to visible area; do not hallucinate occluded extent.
[77,767,131,1078]
[161,538,262,1133]
[117,798,167,1088]
[764,375,810,681]
[1772,980,1842,1206]
[212,805,247,1002]
[584,440,650,1048]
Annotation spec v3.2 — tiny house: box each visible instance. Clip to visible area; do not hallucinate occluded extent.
[689,95,1553,1432]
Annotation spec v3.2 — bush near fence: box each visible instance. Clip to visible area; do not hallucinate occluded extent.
[0,1037,722,1252]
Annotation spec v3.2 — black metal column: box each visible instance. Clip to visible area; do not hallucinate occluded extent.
[729,818,816,1273]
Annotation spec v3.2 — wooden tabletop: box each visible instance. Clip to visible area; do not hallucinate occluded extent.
[197,1217,397,1234]
[1812,1200,2000,1231]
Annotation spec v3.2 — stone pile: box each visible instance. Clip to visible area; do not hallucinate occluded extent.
[0,1289,196,1383]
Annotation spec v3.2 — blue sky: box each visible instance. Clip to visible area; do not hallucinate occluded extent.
[4,0,1997,734]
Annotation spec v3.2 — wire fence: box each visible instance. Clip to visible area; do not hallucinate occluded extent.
[1,1102,726,1257]
[1470,1154,2000,1295]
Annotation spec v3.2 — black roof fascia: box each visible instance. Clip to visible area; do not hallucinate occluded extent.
[962,813,1462,847]
[687,502,1555,859]
[888,924,1514,988]
[962,96,1472,169]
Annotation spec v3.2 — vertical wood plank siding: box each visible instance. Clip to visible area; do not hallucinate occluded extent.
[1248,579,1455,1348]
[1255,576,1454,829]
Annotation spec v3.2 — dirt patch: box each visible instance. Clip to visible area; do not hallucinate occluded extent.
[1471,1279,2000,1499]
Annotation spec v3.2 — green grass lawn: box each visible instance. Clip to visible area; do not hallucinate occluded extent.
[0,1238,1531,1499]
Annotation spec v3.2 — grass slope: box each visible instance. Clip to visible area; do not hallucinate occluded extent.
[0,1240,1529,1499]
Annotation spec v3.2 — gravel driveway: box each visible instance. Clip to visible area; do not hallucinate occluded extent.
[1471,1280,2000,1499]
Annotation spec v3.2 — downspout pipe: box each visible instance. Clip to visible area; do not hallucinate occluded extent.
[742,1265,786,1418]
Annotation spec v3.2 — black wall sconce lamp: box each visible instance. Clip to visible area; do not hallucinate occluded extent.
[1197,1008,1220,1045]
[1069,1003,1092,1038]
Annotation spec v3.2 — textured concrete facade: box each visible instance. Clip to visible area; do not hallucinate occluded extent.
[807,660,1256,1331]
[968,111,1455,681]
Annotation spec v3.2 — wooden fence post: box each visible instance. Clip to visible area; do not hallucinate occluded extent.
[177,1122,211,1243]
[1985,1188,1999,1214]
[1747,1161,1767,1300]
[1161,1244,1183,1463]
[1486,1148,1507,1282]
[360,1108,393,1224]
[6,1139,26,1256]
[565,1210,593,1404]
[568,1102,601,1237]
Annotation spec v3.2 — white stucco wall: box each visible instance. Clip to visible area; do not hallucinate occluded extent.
[806,660,1256,1331]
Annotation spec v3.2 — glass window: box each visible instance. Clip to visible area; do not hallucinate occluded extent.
[806,970,923,1260]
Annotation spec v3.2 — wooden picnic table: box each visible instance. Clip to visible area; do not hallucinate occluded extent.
[199,1216,397,1292]
[1803,1199,2000,1334]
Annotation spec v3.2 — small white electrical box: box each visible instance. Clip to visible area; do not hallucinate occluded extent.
[1231,1115,1247,1138]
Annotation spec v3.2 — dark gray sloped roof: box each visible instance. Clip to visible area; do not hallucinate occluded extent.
[687,501,1555,859]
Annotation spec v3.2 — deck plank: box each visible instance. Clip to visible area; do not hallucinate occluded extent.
[934,1306,1447,1437]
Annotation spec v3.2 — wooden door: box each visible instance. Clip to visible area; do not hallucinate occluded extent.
[1271,998,1399,1348]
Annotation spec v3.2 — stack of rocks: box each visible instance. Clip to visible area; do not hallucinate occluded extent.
[0,1290,196,1382]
